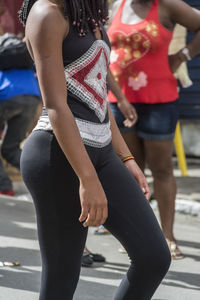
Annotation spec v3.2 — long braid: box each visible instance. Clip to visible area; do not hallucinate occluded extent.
[19,0,109,36]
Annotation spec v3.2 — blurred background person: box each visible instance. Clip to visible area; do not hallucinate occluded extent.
[107,0,200,259]
[0,20,41,196]
[0,0,30,268]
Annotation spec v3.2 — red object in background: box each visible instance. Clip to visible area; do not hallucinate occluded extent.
[0,0,24,34]
[0,189,15,196]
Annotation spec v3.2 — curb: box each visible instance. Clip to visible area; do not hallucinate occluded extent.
[1,195,200,218]
[1,182,200,218]
[151,199,200,217]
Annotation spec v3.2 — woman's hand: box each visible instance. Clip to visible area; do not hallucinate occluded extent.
[79,176,108,227]
[117,99,138,128]
[168,53,184,74]
[124,159,150,201]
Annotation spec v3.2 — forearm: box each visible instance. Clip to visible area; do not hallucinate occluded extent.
[108,105,132,159]
[186,30,200,58]
[174,30,200,64]
[48,105,97,183]
[107,68,126,103]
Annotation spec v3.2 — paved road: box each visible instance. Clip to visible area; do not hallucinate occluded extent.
[0,193,199,300]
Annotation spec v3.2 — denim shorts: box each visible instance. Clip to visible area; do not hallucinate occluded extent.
[109,100,179,141]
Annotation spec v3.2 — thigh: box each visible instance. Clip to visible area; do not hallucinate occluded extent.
[21,130,86,238]
[98,148,167,264]
[21,131,87,298]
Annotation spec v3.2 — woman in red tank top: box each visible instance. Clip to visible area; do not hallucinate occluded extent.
[108,0,200,259]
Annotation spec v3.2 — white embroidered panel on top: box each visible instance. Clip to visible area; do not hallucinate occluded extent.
[64,40,110,123]
[33,115,112,148]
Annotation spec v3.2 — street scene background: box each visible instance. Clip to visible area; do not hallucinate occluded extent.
[0,160,199,300]
[0,0,200,299]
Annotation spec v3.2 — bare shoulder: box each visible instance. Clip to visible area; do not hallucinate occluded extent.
[26,0,68,42]
[159,0,200,31]
[160,0,200,16]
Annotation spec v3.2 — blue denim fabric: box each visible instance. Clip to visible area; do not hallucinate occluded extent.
[109,100,180,141]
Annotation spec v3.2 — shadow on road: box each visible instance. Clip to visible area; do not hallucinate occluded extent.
[0,196,37,240]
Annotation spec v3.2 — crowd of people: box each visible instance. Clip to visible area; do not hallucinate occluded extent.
[0,0,200,299]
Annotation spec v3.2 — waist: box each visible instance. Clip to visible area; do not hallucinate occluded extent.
[33,113,112,149]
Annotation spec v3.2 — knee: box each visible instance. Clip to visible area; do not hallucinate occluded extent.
[150,164,173,181]
[147,241,171,279]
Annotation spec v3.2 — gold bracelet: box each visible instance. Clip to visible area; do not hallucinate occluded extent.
[121,155,135,163]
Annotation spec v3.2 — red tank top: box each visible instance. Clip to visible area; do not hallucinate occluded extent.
[107,0,178,104]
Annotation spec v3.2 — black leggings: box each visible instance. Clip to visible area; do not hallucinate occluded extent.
[21,130,171,300]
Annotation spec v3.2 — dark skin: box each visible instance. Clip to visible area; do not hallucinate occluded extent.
[25,0,150,229]
[109,0,200,125]
[108,0,200,253]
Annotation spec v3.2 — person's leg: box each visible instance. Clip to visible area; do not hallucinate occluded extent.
[131,100,182,257]
[98,146,171,299]
[2,95,39,169]
[21,131,88,300]
[0,104,13,192]
[0,159,13,191]
[144,139,176,241]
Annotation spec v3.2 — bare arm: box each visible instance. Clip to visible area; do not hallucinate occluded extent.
[108,105,150,200]
[26,3,107,227]
[162,0,200,68]
[107,68,138,127]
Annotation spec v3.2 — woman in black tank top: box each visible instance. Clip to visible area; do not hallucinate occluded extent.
[19,1,171,299]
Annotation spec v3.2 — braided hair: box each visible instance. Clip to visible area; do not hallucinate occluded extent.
[19,0,109,36]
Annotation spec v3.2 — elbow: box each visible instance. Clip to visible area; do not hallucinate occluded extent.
[45,101,70,121]
[45,99,68,113]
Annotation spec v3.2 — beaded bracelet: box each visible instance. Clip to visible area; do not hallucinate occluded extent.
[121,155,135,163]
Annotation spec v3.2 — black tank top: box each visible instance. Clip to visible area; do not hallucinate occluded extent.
[34,22,112,148]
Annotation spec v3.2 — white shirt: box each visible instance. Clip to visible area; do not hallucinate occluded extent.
[109,0,143,25]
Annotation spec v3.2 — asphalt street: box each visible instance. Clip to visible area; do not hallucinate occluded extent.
[0,191,199,300]
[0,159,200,300]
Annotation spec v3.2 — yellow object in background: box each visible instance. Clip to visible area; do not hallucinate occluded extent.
[174,122,188,177]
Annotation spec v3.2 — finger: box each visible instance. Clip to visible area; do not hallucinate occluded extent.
[130,108,138,122]
[128,109,137,121]
[123,119,135,128]
[121,110,130,120]
[127,112,134,120]
[101,206,108,225]
[83,207,96,227]
[145,190,151,201]
[95,207,103,227]
[144,184,151,201]
[79,205,89,223]
[141,182,150,201]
